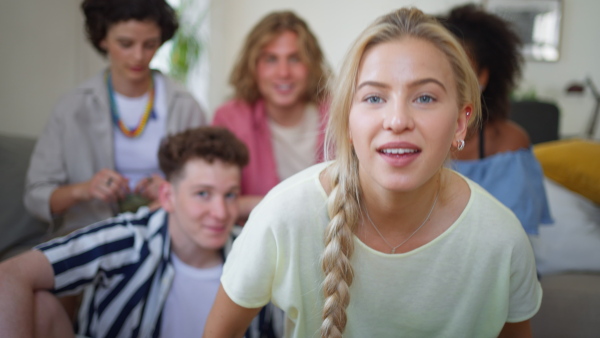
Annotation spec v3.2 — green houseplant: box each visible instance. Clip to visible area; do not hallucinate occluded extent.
[169,0,207,83]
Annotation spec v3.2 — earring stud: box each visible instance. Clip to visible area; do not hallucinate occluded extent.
[457,139,465,151]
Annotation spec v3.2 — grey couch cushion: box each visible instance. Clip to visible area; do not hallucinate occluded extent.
[532,273,600,338]
[0,134,48,260]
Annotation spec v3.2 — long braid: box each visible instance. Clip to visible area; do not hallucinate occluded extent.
[320,159,361,337]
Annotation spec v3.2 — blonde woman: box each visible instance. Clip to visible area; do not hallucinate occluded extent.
[212,11,331,221]
[205,7,541,338]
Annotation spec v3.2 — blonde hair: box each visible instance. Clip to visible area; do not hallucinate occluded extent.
[320,8,481,337]
[229,11,331,104]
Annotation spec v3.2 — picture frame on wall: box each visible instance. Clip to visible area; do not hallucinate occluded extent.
[486,0,562,62]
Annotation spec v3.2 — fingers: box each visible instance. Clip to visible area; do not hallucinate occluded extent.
[134,175,164,201]
[89,169,129,202]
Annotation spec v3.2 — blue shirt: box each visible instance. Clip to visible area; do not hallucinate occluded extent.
[452,147,553,234]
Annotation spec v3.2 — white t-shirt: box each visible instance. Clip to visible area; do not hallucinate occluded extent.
[221,162,542,338]
[113,72,167,190]
[268,104,320,181]
[160,253,223,338]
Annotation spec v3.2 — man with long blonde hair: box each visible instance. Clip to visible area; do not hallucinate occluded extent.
[213,11,331,221]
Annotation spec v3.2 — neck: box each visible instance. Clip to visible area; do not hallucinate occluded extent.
[361,170,442,233]
[109,69,152,97]
[266,100,308,127]
[168,224,223,269]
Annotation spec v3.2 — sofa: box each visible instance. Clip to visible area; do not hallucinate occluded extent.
[0,133,48,261]
[510,101,600,337]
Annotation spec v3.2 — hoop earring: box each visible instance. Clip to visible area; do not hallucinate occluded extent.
[457,139,465,151]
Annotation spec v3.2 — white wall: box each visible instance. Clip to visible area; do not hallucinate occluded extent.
[1,0,599,138]
[519,0,600,138]
[0,0,105,138]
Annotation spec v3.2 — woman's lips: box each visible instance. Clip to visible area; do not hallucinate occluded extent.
[377,142,421,166]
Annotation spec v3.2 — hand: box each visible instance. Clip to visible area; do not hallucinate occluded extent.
[83,169,129,203]
[134,174,164,202]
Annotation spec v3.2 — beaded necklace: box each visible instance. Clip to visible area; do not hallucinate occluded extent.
[106,71,155,138]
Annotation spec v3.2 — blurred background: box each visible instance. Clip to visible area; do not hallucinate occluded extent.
[1,0,599,139]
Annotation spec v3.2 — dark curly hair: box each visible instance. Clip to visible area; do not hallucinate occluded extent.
[158,127,249,181]
[440,4,523,124]
[81,0,178,56]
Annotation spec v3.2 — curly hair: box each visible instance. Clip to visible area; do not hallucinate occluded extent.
[158,127,249,182]
[81,0,178,56]
[321,7,481,337]
[440,4,523,124]
[229,10,331,104]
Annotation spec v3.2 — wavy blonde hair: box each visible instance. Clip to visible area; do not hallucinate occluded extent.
[320,7,481,337]
[229,11,331,104]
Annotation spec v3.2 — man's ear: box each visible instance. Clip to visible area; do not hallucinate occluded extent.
[158,180,175,213]
[99,38,108,53]
[455,104,472,141]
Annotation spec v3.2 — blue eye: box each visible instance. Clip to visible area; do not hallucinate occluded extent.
[264,55,277,63]
[366,96,384,104]
[225,192,238,200]
[196,191,209,198]
[416,95,434,104]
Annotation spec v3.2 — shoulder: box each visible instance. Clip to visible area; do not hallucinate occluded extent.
[459,173,525,236]
[159,71,198,103]
[212,99,259,130]
[214,99,254,118]
[51,72,105,118]
[248,162,330,229]
[37,208,167,258]
[489,120,531,153]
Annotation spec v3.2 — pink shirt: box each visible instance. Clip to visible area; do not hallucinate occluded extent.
[212,99,328,196]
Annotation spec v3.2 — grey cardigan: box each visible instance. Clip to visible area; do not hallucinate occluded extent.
[24,70,206,236]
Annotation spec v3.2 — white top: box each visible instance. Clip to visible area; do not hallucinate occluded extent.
[160,253,223,338]
[268,104,319,180]
[221,162,542,338]
[113,72,167,190]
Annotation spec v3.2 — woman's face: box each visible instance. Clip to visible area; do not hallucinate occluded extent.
[101,20,162,85]
[349,37,469,194]
[255,30,310,113]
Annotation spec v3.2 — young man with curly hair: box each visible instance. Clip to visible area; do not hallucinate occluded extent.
[0,127,275,337]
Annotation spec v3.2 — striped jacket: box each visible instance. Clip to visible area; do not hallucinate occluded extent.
[37,207,276,337]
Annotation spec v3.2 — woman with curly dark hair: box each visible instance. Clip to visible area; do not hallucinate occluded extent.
[24,0,207,237]
[441,4,553,235]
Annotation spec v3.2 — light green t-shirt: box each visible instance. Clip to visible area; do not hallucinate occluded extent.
[222,162,542,338]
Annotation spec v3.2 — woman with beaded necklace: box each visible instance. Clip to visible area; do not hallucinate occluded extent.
[205,7,541,338]
[25,0,206,237]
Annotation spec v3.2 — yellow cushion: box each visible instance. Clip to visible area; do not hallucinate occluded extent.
[534,139,600,204]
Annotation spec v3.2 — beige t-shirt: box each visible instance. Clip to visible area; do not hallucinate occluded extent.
[222,162,542,338]
[268,105,320,181]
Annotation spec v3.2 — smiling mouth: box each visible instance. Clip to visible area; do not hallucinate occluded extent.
[275,84,293,91]
[380,148,419,155]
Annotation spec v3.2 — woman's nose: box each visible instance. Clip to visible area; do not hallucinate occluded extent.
[382,102,415,132]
